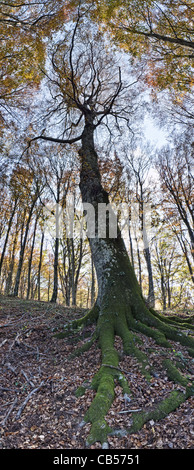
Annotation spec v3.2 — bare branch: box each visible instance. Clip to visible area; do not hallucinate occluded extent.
[27,133,82,148]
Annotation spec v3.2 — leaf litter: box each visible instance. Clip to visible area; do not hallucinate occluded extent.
[0,297,193,449]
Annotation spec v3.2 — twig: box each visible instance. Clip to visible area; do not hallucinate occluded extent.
[9,333,21,352]
[16,380,45,419]
[102,364,133,375]
[5,362,17,375]
[0,386,18,392]
[118,409,141,414]
[2,397,18,426]
[36,346,40,361]
[0,313,27,328]
[21,369,35,388]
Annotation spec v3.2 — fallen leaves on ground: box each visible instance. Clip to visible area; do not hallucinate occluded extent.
[0,297,193,449]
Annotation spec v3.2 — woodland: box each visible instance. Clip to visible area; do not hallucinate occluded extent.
[0,0,194,451]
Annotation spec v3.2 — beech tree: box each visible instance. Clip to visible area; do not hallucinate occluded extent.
[27,11,194,446]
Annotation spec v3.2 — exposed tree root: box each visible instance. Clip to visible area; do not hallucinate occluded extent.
[126,388,193,435]
[57,303,194,447]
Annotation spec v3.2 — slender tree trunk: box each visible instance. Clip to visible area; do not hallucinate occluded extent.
[62,244,71,306]
[71,238,76,305]
[47,272,51,301]
[91,256,95,306]
[0,198,18,277]
[136,238,142,292]
[74,238,83,306]
[5,226,19,295]
[161,276,167,310]
[37,230,44,301]
[129,225,134,268]
[139,194,155,308]
[26,214,39,299]
[177,232,194,284]
[144,246,155,307]
[66,238,72,305]
[167,277,171,309]
[50,236,59,303]
[13,197,37,297]
[50,194,60,303]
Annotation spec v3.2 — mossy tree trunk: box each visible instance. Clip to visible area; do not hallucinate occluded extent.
[60,117,194,446]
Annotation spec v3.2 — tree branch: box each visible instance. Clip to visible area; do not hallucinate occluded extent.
[122,26,194,50]
[27,133,82,148]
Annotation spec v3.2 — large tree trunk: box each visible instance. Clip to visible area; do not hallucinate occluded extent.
[59,119,194,446]
[79,120,146,320]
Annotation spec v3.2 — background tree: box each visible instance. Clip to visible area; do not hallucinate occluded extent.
[39,149,72,303]
[158,135,194,283]
[125,145,155,307]
[12,164,43,296]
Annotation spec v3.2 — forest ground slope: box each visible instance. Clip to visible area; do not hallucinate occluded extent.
[0,296,193,449]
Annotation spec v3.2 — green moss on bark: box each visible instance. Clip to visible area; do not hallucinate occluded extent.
[163,358,189,387]
[134,320,171,348]
[75,386,87,397]
[129,390,186,434]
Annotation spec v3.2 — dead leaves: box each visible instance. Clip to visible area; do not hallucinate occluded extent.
[0,297,193,449]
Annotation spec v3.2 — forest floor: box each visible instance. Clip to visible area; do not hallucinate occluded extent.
[0,296,193,450]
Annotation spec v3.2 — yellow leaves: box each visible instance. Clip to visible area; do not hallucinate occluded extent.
[0,2,65,103]
[87,0,194,94]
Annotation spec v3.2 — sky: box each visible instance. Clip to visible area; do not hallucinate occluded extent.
[144,116,168,149]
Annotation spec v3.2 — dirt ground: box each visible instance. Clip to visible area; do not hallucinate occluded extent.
[0,296,193,450]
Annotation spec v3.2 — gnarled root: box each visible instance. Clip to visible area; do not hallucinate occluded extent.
[56,299,194,447]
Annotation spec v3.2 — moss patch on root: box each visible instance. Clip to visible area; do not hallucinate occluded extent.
[163,358,189,387]
[128,390,187,434]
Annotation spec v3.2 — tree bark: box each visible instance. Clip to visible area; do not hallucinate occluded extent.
[79,120,144,316]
